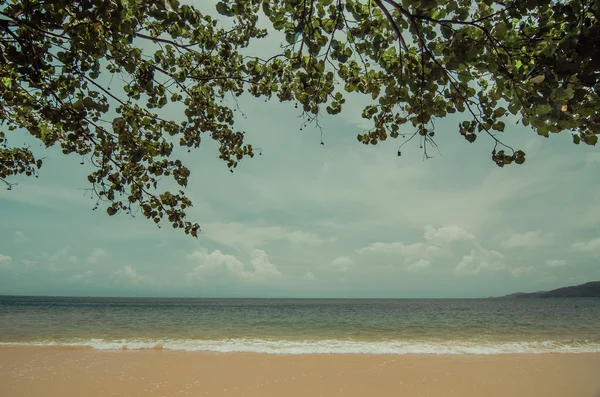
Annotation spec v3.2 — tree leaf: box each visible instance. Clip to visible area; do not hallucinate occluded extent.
[215,2,228,15]
[530,75,545,84]
[494,22,507,39]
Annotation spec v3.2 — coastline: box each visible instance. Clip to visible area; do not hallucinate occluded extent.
[2,347,599,397]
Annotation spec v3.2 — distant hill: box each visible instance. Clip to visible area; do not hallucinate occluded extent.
[500,281,600,298]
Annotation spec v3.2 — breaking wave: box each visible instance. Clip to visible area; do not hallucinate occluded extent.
[2,338,600,354]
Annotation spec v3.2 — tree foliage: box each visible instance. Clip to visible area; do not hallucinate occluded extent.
[1,0,599,234]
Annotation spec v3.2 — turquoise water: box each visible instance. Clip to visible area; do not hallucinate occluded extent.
[1,296,599,354]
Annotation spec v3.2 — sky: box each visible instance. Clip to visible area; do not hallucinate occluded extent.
[1,2,599,298]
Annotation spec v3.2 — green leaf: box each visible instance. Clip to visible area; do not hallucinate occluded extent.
[508,103,520,115]
[530,75,545,84]
[215,2,228,15]
[537,125,550,137]
[494,22,507,39]
[578,108,595,117]
[261,1,271,16]
[536,104,552,116]
[285,33,296,44]
[582,134,598,146]
[553,86,575,102]
[492,121,505,132]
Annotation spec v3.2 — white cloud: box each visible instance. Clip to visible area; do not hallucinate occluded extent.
[423,225,475,245]
[510,266,536,277]
[186,248,282,282]
[111,265,152,285]
[546,259,569,268]
[226,133,577,244]
[48,245,71,262]
[13,231,27,243]
[70,270,94,284]
[21,259,37,268]
[303,271,316,280]
[357,225,480,273]
[331,256,353,272]
[357,226,473,264]
[357,241,439,257]
[357,240,440,271]
[407,259,431,272]
[0,254,12,269]
[0,183,91,210]
[87,248,107,264]
[248,250,282,280]
[49,263,64,273]
[571,237,600,252]
[501,230,553,248]
[40,245,77,269]
[202,222,330,251]
[287,230,328,245]
[455,244,505,276]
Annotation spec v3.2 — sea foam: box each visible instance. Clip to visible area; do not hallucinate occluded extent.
[2,338,600,354]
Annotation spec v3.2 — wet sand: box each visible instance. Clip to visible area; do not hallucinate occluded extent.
[1,347,599,397]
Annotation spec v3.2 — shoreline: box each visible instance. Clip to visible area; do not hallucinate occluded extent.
[2,347,600,396]
[3,337,599,355]
[3,343,600,355]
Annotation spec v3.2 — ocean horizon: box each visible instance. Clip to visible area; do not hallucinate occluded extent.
[2,295,599,355]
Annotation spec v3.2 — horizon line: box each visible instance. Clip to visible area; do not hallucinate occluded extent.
[0,294,500,300]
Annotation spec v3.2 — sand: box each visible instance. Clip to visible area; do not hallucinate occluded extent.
[1,347,599,397]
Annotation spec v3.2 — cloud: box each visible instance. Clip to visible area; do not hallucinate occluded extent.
[303,271,316,280]
[501,230,553,248]
[87,248,107,264]
[13,231,27,243]
[546,259,569,268]
[331,256,353,272]
[357,225,485,273]
[40,245,77,268]
[571,237,600,252]
[357,225,475,264]
[357,240,440,272]
[0,183,91,210]
[0,254,12,269]
[48,245,71,262]
[21,259,37,268]
[423,225,476,245]
[111,265,152,285]
[248,250,282,280]
[70,270,94,283]
[510,266,536,277]
[287,230,329,245]
[202,222,330,251]
[357,241,439,257]
[455,244,505,276]
[186,248,282,283]
[407,259,431,272]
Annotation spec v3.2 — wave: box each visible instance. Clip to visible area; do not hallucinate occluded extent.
[2,338,600,354]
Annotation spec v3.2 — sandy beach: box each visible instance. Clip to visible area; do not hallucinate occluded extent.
[0,348,599,397]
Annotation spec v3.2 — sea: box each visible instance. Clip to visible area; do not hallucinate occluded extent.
[1,296,599,355]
